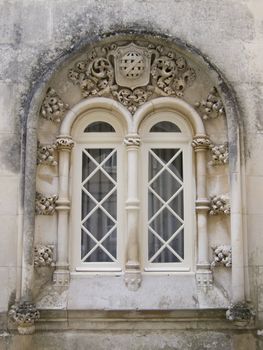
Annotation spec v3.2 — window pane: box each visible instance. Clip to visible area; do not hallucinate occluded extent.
[148,148,184,263]
[84,121,115,132]
[81,148,117,263]
[150,121,181,132]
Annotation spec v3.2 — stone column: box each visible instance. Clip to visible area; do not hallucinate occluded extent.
[192,135,212,291]
[124,134,142,291]
[53,136,74,285]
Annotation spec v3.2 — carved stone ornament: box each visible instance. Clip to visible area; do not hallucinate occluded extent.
[37,141,57,166]
[35,192,58,215]
[124,272,142,292]
[68,42,196,113]
[192,135,211,150]
[196,271,213,292]
[209,194,230,215]
[124,134,141,146]
[9,302,40,335]
[34,244,55,267]
[209,142,229,166]
[195,87,225,120]
[226,302,255,325]
[211,245,232,268]
[56,136,74,151]
[40,88,69,123]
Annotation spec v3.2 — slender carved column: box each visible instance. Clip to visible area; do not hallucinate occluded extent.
[124,134,142,291]
[192,135,212,291]
[53,136,74,286]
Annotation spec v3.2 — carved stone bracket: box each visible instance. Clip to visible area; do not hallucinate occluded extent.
[34,244,55,267]
[68,42,196,114]
[226,302,255,325]
[9,302,40,335]
[56,136,74,151]
[211,245,232,268]
[40,88,69,123]
[196,270,213,293]
[209,142,229,166]
[195,87,225,120]
[209,194,230,215]
[35,192,58,215]
[37,141,57,166]
[192,135,211,151]
[124,272,142,292]
[124,134,141,146]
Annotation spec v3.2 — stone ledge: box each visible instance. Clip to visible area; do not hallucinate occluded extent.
[4,309,256,332]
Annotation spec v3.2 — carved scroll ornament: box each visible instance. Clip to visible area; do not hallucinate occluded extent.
[195,87,225,120]
[211,245,232,268]
[34,244,55,267]
[37,142,57,166]
[40,88,69,123]
[68,42,196,113]
[209,142,229,166]
[35,192,58,215]
[209,194,230,215]
[9,302,40,335]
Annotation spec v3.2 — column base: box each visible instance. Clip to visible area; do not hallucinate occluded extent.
[53,269,70,286]
[124,261,142,291]
[196,269,213,293]
[226,302,255,326]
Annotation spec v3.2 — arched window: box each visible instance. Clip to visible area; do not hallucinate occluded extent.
[70,110,126,272]
[139,112,194,271]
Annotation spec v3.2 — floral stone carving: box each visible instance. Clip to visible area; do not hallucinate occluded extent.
[9,302,40,335]
[124,134,141,146]
[34,244,55,267]
[40,88,69,123]
[192,135,211,150]
[209,194,230,215]
[195,87,225,120]
[35,192,58,215]
[226,302,255,324]
[56,136,74,151]
[211,245,232,268]
[209,142,229,166]
[37,141,57,166]
[68,42,196,113]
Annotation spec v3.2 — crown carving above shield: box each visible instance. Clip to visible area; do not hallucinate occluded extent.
[113,43,152,90]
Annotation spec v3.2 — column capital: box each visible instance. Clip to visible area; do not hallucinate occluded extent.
[124,134,141,147]
[192,135,211,151]
[56,135,74,151]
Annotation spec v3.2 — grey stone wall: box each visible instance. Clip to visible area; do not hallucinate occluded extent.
[0,0,263,349]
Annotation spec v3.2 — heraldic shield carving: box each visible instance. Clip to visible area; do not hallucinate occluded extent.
[68,41,196,113]
[114,43,151,89]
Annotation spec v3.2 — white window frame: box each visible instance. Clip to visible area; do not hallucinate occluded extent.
[139,112,195,272]
[70,110,126,272]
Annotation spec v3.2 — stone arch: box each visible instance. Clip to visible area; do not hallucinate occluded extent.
[17,33,246,329]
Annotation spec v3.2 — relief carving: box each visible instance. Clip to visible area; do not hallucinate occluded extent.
[56,136,74,151]
[34,244,55,267]
[211,245,232,268]
[9,302,40,335]
[40,88,69,123]
[195,87,225,120]
[35,192,58,215]
[192,135,211,150]
[209,194,230,215]
[37,141,57,166]
[226,302,255,324]
[124,134,141,146]
[68,42,196,113]
[209,142,229,166]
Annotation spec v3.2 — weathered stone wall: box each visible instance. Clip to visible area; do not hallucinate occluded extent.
[0,0,263,349]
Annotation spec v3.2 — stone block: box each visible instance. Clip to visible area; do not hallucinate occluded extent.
[0,83,17,133]
[21,2,52,44]
[0,216,17,267]
[0,268,9,312]
[246,176,263,215]
[0,133,20,176]
[0,176,18,216]
[0,0,20,44]
[246,214,263,266]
